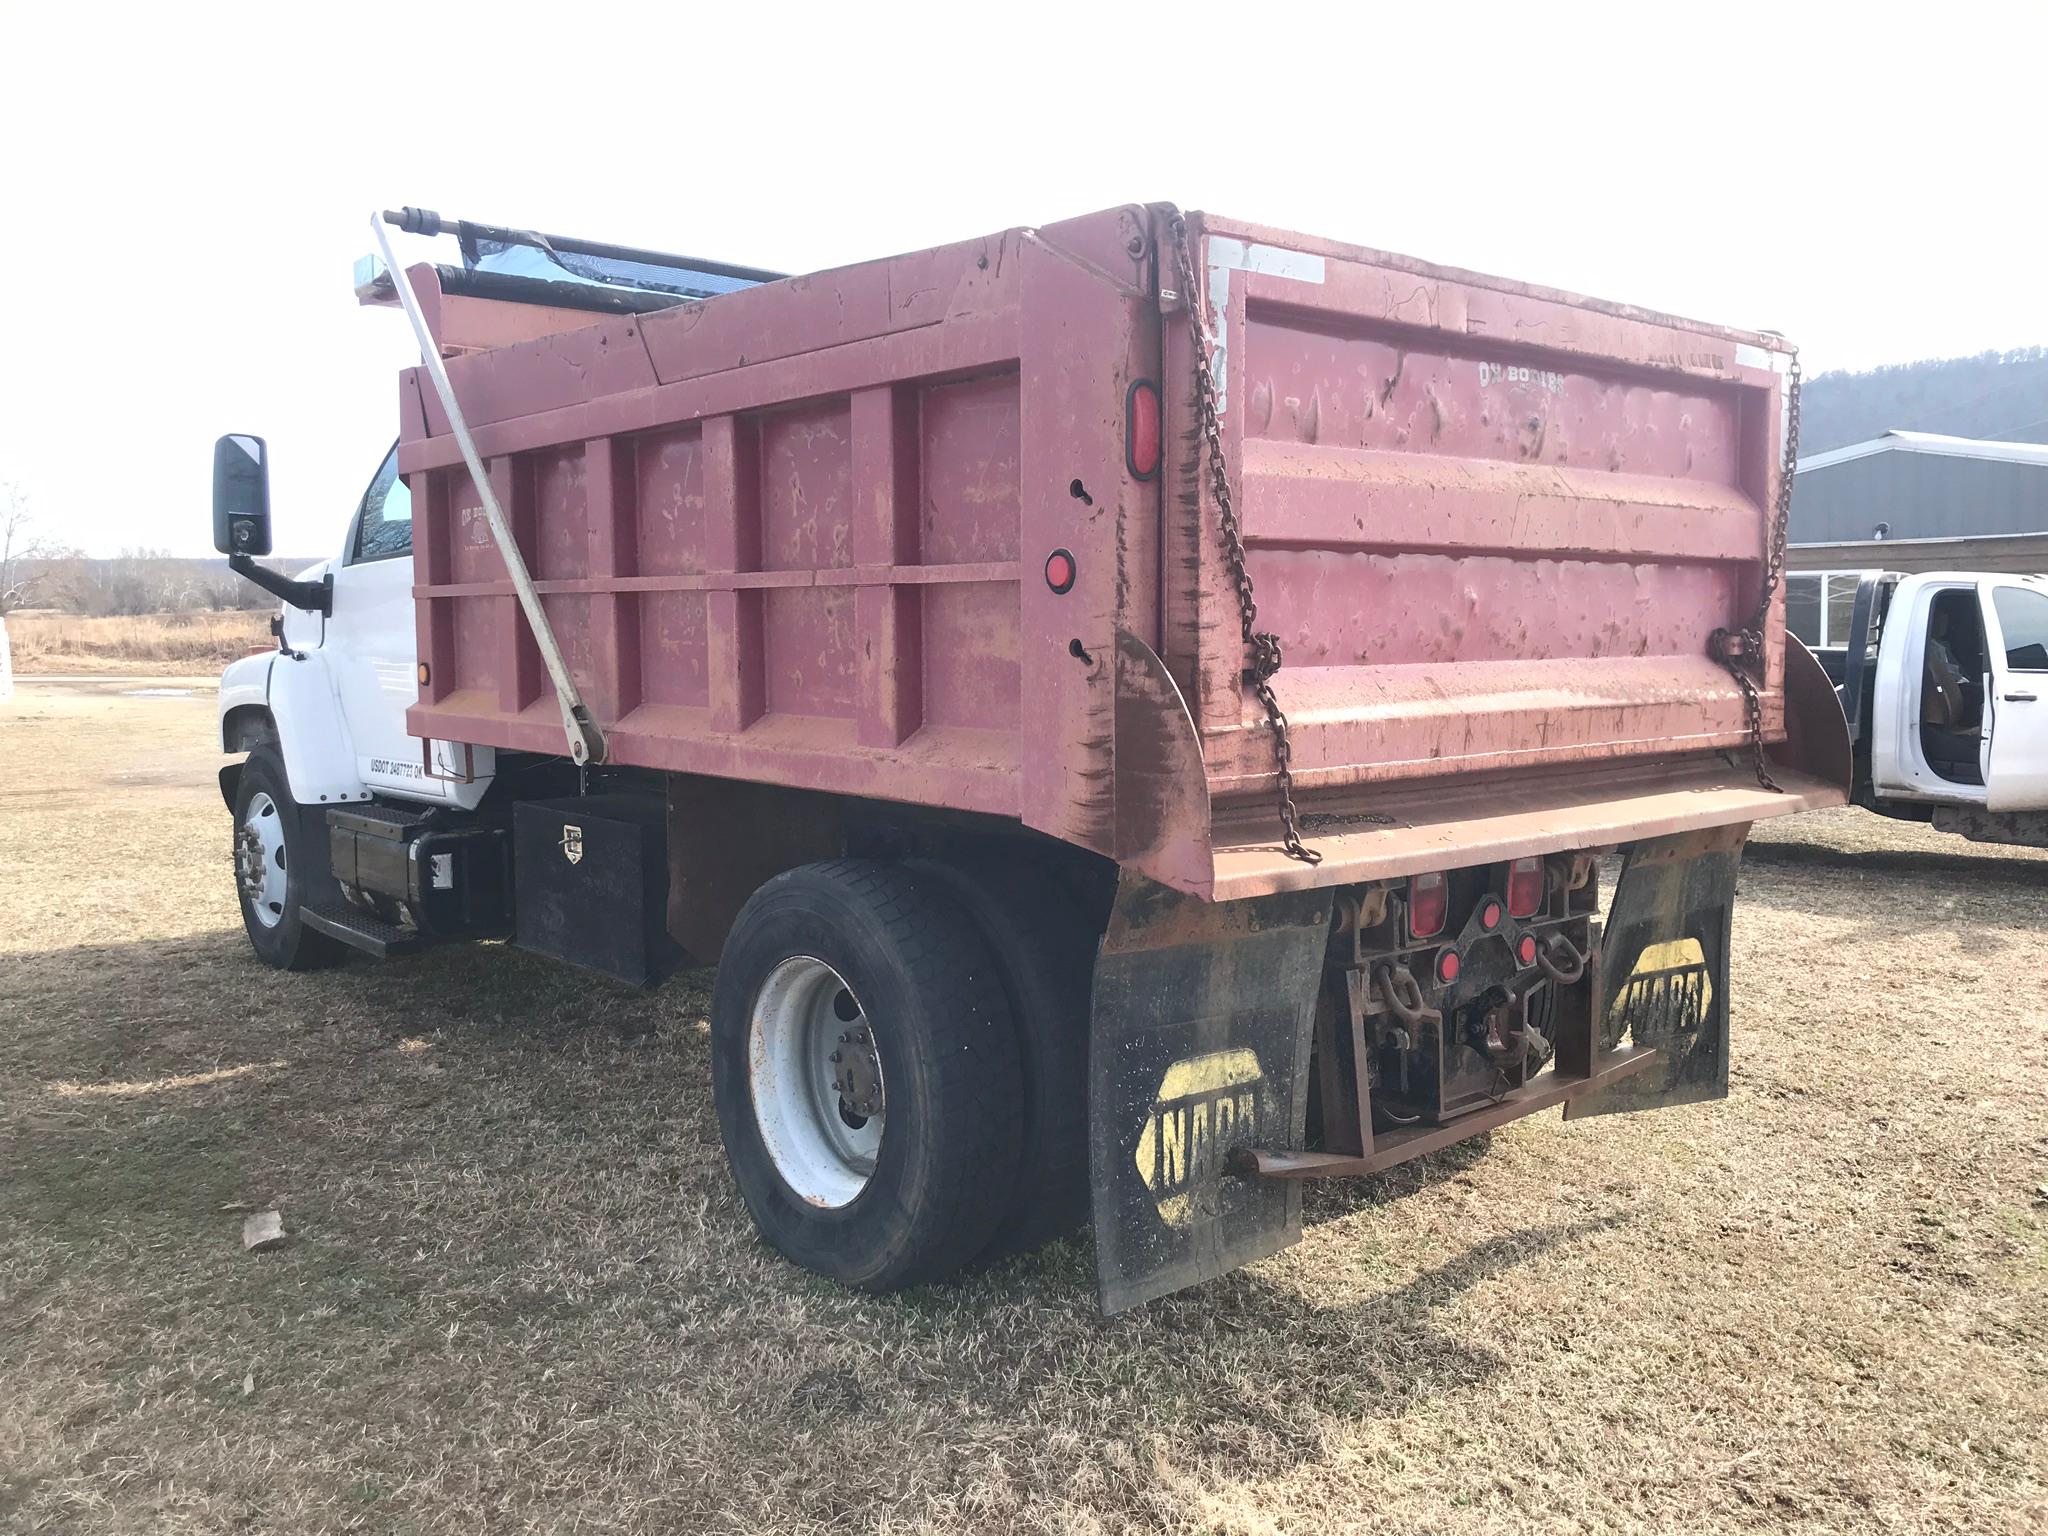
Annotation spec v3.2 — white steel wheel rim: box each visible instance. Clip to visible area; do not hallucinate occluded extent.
[237,791,289,929]
[748,956,885,1208]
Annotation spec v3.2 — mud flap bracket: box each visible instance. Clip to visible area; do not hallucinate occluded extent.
[1087,872,1331,1313]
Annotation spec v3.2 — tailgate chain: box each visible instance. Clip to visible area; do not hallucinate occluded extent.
[1166,213,1321,865]
[1710,351,1803,792]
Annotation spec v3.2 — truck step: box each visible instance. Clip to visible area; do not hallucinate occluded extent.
[327,802,432,833]
[302,902,425,960]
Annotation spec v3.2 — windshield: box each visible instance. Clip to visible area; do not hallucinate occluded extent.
[466,238,762,301]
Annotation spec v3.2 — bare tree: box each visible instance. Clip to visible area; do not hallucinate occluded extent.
[1,483,74,613]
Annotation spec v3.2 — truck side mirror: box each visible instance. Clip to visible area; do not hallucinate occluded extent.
[213,433,272,556]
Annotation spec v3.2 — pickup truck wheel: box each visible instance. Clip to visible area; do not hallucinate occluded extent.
[710,860,1023,1291]
[906,857,1094,1261]
[232,745,344,972]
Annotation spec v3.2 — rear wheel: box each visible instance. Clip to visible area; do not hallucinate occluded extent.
[710,860,1023,1290]
[232,746,344,971]
[907,856,1095,1260]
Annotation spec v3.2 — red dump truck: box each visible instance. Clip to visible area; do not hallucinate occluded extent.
[210,203,1850,1310]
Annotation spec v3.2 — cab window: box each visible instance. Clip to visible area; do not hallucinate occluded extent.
[349,445,414,563]
[1993,585,2048,671]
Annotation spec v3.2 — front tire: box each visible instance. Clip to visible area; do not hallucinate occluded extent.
[710,860,1023,1291]
[232,745,344,971]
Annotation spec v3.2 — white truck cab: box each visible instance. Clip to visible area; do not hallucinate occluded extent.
[218,441,494,817]
[1809,568,2048,844]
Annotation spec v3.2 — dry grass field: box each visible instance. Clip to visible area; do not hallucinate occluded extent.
[2,681,2044,1534]
[3,611,272,675]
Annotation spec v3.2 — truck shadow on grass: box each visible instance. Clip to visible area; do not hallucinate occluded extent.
[1743,836,2048,889]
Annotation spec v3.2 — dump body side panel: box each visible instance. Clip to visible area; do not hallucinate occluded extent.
[398,210,1162,856]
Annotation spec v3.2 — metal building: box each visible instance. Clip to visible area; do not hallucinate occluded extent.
[1785,431,2048,639]
[1791,430,2048,543]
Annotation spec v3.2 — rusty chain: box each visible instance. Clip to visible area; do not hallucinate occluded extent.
[1709,351,1802,792]
[1165,213,1321,864]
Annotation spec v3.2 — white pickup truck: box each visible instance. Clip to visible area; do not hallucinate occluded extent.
[1804,569,2048,847]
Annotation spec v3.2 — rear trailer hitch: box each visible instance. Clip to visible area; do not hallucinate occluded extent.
[1235,899,1654,1182]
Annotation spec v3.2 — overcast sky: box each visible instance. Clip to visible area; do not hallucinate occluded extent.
[4,3,2043,559]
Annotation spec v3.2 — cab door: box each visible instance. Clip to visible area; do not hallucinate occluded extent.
[1980,578,2048,811]
[1870,575,1984,801]
[327,445,428,796]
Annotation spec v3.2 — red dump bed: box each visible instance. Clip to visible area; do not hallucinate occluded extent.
[396,205,1844,899]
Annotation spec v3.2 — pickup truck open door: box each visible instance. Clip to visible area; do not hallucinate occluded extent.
[1981,578,2048,811]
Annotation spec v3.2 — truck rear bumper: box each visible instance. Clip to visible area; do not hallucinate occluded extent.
[1208,756,1844,900]
[1240,1045,1659,1179]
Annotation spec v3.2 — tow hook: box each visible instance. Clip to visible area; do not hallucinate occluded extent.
[1372,962,1441,1029]
[1534,932,1587,985]
[1479,990,1554,1072]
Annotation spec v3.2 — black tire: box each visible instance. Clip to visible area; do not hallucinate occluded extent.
[710,860,1023,1291]
[231,745,346,972]
[907,855,1094,1260]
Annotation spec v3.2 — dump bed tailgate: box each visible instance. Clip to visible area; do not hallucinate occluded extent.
[1177,213,1792,792]
[1143,213,1844,894]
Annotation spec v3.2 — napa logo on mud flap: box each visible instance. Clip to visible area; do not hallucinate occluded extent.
[1133,1048,1269,1228]
[1609,938,1712,1038]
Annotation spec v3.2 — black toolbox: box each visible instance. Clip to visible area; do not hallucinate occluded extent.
[512,796,680,987]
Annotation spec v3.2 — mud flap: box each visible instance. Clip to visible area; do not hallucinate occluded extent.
[1087,873,1331,1313]
[1565,825,1746,1120]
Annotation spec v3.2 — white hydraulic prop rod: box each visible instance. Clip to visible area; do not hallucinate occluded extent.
[368,212,606,767]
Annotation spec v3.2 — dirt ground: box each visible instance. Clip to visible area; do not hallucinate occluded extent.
[2,681,2043,1535]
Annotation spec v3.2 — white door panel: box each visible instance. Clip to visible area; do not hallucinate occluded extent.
[1981,579,2048,812]
[329,551,424,794]
[318,445,494,810]
[1870,576,1985,804]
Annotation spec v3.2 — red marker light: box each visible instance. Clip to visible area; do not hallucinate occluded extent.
[1408,871,1448,940]
[1507,856,1545,919]
[1437,949,1461,984]
[1517,934,1538,967]
[1126,380,1161,480]
[1479,899,1502,931]
[1044,548,1076,594]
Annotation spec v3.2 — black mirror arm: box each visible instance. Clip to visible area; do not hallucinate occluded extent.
[229,554,332,616]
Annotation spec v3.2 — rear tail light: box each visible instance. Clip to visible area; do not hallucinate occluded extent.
[1407,871,1448,940]
[1126,380,1161,480]
[1507,856,1545,919]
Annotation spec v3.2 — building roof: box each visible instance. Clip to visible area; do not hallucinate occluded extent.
[1787,529,2048,576]
[1797,429,2048,475]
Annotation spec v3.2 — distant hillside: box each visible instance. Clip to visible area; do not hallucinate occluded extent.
[1800,347,2048,456]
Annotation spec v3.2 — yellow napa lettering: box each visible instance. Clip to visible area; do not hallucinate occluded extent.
[1156,1047,1264,1101]
[1134,1048,1269,1228]
[1609,936,1712,1024]
[1160,1105,1187,1187]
